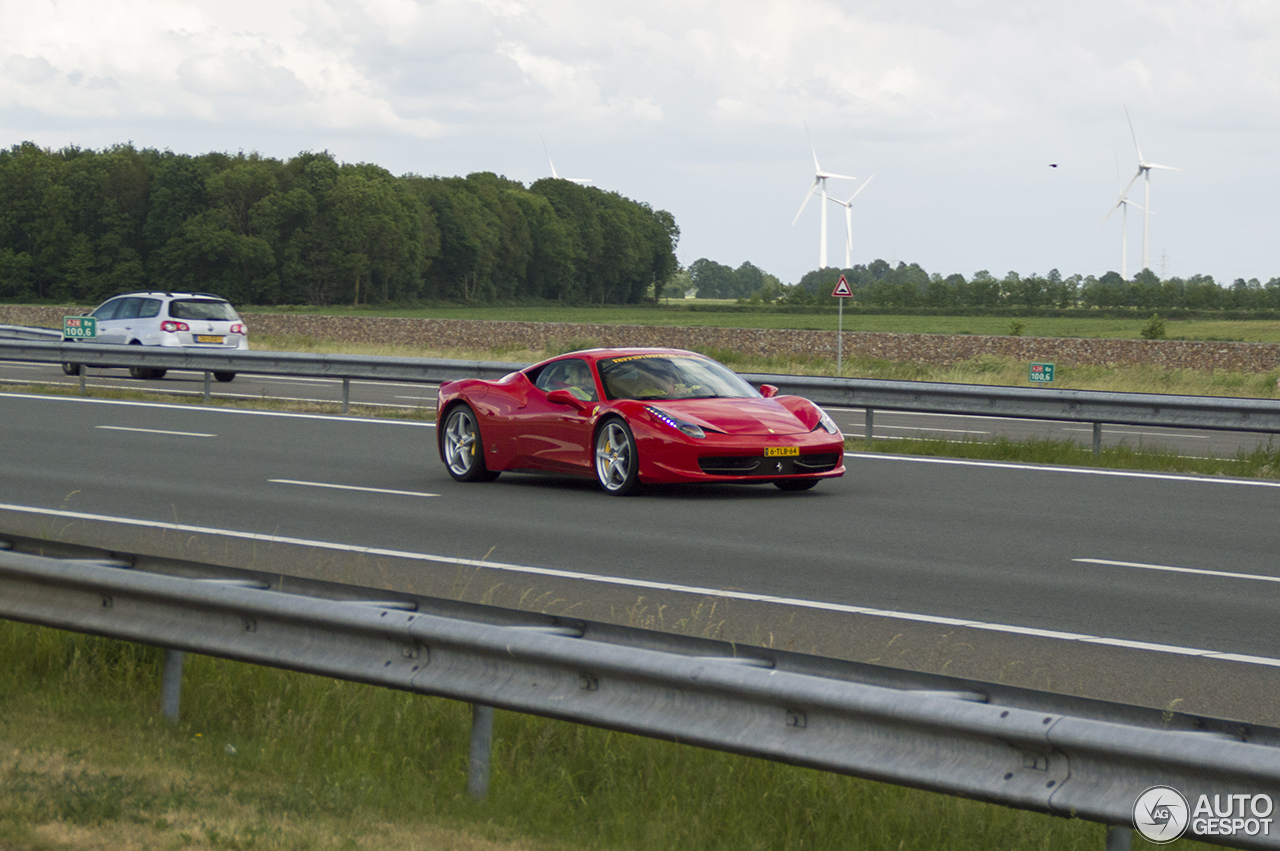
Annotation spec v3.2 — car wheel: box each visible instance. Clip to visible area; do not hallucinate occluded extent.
[214,372,235,383]
[774,479,819,491]
[129,366,157,380]
[441,404,499,483]
[595,418,641,496]
[62,363,81,376]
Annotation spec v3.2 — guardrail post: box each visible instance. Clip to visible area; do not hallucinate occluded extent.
[79,366,87,396]
[1092,422,1102,457]
[1104,825,1131,850]
[467,703,494,799]
[161,648,185,722]
[203,372,212,403]
[865,408,874,443]
[342,377,350,414]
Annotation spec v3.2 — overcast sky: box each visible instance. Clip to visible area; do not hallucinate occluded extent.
[3,0,1278,287]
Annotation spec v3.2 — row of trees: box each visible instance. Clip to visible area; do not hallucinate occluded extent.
[681,258,1280,312]
[0,143,680,306]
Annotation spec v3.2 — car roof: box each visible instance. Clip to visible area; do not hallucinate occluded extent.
[545,347,704,365]
[101,292,231,301]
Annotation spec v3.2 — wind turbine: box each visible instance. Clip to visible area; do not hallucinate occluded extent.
[791,126,857,269]
[1120,106,1180,272]
[541,136,591,185]
[827,174,875,269]
[1097,152,1144,279]
[1098,192,1143,280]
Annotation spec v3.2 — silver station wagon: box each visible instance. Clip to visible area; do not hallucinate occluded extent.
[62,291,249,382]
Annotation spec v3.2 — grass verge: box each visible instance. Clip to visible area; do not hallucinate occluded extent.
[0,621,1216,851]
[849,435,1280,480]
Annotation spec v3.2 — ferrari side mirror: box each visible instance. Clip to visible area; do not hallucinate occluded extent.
[547,389,590,410]
[759,384,779,398]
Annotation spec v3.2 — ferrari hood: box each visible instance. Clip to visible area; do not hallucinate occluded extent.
[658,398,810,436]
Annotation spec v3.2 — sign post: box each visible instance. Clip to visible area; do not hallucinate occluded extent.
[831,274,853,374]
[1029,362,1055,384]
[63,316,96,339]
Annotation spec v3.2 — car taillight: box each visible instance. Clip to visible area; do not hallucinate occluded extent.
[231,323,247,335]
[160,321,189,332]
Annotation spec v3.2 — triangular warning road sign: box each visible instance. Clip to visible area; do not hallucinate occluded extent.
[831,275,853,297]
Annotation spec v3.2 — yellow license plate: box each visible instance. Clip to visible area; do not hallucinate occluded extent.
[195,335,224,343]
[764,447,799,457]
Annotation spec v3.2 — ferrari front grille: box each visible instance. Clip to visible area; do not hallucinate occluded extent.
[697,453,841,476]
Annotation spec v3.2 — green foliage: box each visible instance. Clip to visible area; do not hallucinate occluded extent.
[1141,312,1167,339]
[0,143,679,307]
[693,253,1280,316]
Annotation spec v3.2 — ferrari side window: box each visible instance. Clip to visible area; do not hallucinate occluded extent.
[534,359,597,402]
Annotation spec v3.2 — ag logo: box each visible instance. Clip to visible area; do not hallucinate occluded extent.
[1133,785,1189,843]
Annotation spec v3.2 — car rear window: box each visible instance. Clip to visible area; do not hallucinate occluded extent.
[168,299,238,321]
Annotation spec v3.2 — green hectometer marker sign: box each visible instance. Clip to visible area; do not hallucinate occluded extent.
[1029,362,1055,382]
[63,315,96,338]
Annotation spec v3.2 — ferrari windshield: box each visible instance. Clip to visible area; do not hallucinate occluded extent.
[598,354,760,401]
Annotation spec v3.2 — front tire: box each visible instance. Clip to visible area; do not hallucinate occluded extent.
[441,404,499,483]
[774,479,819,491]
[62,363,81,376]
[214,372,235,383]
[595,418,641,496]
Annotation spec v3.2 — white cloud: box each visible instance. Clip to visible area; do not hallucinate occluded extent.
[0,0,1279,283]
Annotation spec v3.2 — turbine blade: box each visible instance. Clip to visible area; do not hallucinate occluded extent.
[819,171,857,181]
[1120,169,1142,199]
[1145,162,1183,172]
[1124,104,1146,164]
[792,180,819,225]
[846,172,876,201]
[541,134,559,178]
[805,122,821,174]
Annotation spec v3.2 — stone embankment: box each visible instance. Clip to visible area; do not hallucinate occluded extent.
[4,305,1279,373]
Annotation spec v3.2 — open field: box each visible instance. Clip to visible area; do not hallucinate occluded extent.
[241,302,1280,342]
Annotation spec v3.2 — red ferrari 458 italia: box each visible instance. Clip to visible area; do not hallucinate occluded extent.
[436,348,845,495]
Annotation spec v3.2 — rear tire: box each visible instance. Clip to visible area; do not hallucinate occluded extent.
[62,363,81,376]
[595,418,641,496]
[441,404,499,482]
[214,372,235,383]
[774,479,819,491]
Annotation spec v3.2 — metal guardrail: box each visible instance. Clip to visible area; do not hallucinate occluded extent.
[1,536,1278,848]
[3,338,1280,448]
[0,324,63,341]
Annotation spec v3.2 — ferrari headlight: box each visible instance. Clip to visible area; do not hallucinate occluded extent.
[645,406,706,439]
[817,408,841,436]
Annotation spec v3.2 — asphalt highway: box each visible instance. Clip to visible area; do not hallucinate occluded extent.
[3,389,1280,727]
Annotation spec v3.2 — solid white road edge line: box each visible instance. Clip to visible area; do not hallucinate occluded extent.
[96,426,216,437]
[847,451,1280,487]
[0,502,1276,669]
[269,479,438,498]
[1076,557,1280,584]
